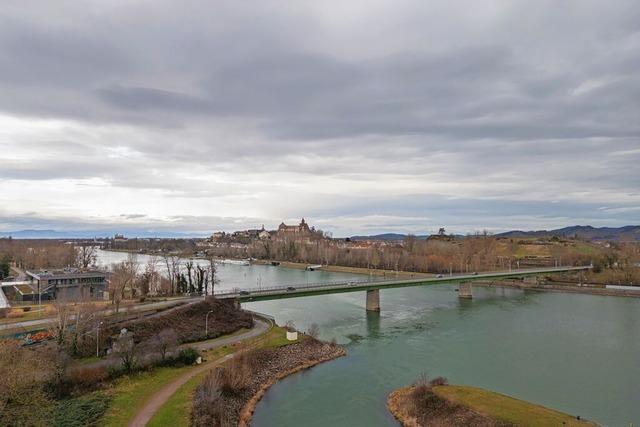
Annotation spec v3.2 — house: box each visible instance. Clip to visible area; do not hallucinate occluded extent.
[25,268,107,301]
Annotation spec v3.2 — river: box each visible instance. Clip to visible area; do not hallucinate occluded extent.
[96,250,640,426]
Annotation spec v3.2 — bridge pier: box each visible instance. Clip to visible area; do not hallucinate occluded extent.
[458,282,472,299]
[366,289,380,311]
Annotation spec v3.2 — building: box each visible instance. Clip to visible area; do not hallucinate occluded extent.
[278,218,311,236]
[25,268,107,301]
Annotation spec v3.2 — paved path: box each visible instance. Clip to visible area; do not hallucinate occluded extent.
[0,296,200,332]
[128,317,271,427]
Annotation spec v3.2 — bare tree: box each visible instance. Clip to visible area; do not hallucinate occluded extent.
[75,244,97,269]
[52,295,72,346]
[113,330,138,373]
[0,340,54,425]
[208,256,219,296]
[162,253,180,295]
[151,328,179,362]
[110,254,138,313]
[307,323,320,339]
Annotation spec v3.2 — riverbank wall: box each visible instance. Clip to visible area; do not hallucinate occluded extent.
[474,279,640,298]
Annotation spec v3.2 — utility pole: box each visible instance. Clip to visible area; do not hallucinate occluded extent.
[205,310,214,338]
[96,321,104,357]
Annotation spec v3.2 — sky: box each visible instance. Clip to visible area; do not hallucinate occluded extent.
[1,0,639,237]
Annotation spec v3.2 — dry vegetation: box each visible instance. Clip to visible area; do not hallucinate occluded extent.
[108,297,253,345]
[388,375,508,427]
[191,339,345,427]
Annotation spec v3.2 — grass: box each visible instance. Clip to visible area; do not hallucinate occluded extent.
[147,367,210,427]
[147,325,293,427]
[99,366,192,427]
[434,385,595,426]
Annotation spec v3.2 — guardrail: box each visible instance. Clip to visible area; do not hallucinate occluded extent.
[213,277,385,298]
[213,266,591,299]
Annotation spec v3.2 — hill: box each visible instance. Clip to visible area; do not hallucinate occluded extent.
[496,225,640,241]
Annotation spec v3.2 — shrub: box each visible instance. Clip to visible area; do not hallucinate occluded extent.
[429,376,448,386]
[53,392,111,427]
[176,347,199,366]
[67,365,109,389]
[218,351,253,395]
[192,373,230,427]
[306,323,320,339]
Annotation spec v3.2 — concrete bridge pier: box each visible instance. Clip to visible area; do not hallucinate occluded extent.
[458,282,473,299]
[366,289,380,311]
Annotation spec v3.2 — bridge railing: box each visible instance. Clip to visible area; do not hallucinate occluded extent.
[213,277,388,297]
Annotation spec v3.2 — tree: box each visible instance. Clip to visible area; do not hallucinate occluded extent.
[162,253,180,295]
[113,330,138,373]
[0,254,10,279]
[74,245,97,269]
[52,296,72,347]
[0,340,54,426]
[208,257,219,296]
[110,254,138,313]
[307,323,320,339]
[150,328,179,362]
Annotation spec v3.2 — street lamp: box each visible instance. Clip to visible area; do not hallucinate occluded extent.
[96,320,104,357]
[205,310,214,338]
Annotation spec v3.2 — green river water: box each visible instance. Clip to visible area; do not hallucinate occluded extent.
[97,251,640,426]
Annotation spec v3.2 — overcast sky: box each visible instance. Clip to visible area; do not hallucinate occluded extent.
[1,0,639,237]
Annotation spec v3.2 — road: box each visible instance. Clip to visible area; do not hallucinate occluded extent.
[0,296,201,332]
[128,317,271,427]
[68,317,271,373]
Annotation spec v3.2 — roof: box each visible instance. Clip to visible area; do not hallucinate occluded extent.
[26,268,107,280]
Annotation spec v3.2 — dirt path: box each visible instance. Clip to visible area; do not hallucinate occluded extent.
[128,317,271,427]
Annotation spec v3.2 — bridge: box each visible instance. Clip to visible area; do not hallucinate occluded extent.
[214,266,591,311]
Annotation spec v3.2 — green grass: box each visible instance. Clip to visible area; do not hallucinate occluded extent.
[434,385,596,426]
[147,369,209,427]
[99,366,192,427]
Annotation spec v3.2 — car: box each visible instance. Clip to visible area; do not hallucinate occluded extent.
[239,290,250,295]
[286,286,296,292]
[436,274,444,278]
[472,272,478,275]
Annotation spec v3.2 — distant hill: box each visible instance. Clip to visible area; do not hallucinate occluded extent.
[496,225,640,241]
[0,229,205,239]
[350,233,427,241]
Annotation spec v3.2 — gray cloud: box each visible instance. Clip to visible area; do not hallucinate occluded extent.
[0,0,639,234]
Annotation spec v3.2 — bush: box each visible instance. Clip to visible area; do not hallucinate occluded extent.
[67,366,109,389]
[429,376,448,386]
[218,351,253,395]
[53,392,111,427]
[176,347,199,366]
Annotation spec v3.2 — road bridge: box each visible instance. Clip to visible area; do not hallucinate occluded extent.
[214,266,591,311]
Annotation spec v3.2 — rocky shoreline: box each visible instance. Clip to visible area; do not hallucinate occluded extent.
[191,339,345,426]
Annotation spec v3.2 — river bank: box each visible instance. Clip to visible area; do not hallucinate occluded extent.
[387,384,596,426]
[473,279,640,298]
[252,259,432,278]
[191,339,345,426]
